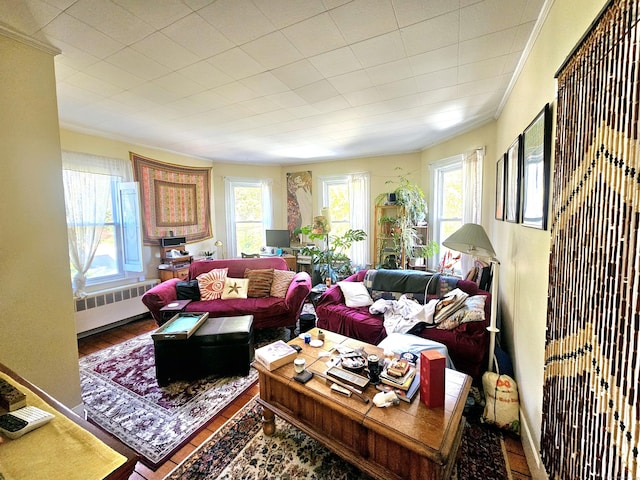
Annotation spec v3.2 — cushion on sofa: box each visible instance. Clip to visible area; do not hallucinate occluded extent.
[221,277,249,299]
[244,268,274,297]
[437,295,486,330]
[271,270,295,297]
[197,268,228,300]
[337,281,373,307]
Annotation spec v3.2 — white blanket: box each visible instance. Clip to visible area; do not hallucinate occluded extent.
[370,295,439,334]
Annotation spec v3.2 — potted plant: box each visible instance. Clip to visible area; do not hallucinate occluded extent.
[377,215,398,236]
[294,226,367,284]
[375,167,438,268]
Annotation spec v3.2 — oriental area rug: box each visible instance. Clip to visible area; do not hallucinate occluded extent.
[79,332,260,469]
[167,396,511,480]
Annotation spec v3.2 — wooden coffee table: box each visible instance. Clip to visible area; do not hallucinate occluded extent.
[253,328,471,480]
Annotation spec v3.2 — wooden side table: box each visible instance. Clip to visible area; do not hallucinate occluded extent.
[159,299,192,326]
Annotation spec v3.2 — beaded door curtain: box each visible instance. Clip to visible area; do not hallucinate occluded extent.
[543,1,639,478]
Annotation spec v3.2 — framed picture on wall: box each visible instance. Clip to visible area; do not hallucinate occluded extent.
[495,154,506,220]
[521,104,551,229]
[505,135,522,223]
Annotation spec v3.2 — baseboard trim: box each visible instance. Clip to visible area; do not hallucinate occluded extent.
[520,408,549,480]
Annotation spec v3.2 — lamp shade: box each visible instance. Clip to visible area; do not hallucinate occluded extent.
[442,223,496,259]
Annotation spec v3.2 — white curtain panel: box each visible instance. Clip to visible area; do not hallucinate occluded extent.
[461,148,484,275]
[348,172,370,270]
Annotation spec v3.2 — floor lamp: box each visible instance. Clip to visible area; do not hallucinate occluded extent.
[442,223,500,372]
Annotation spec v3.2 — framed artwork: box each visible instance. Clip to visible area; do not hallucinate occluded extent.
[505,135,522,223]
[495,155,506,220]
[521,104,551,229]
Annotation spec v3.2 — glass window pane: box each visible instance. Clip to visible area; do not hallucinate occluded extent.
[234,186,263,221]
[328,183,349,223]
[441,169,462,218]
[87,225,118,278]
[235,223,263,254]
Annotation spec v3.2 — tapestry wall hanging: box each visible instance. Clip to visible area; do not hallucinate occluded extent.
[286,171,312,244]
[543,1,639,479]
[131,153,212,245]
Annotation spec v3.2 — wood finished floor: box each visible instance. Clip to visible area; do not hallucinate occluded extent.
[77,316,532,480]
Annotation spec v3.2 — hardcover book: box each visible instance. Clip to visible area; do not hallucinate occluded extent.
[0,378,27,412]
[254,340,298,371]
[380,366,416,391]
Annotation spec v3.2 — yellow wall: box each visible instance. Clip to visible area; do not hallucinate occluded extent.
[0,34,82,406]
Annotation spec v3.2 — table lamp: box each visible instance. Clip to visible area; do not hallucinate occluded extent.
[442,223,500,372]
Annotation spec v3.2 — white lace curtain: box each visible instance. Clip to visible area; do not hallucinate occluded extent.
[348,172,370,270]
[62,151,133,297]
[460,147,484,274]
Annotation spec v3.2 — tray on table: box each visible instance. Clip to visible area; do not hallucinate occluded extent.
[151,312,209,341]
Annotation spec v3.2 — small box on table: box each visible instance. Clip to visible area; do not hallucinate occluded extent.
[420,350,445,408]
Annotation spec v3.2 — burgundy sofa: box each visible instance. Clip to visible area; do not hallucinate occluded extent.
[141,257,311,330]
[315,269,491,380]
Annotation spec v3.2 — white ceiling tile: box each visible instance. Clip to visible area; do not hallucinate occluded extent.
[459,28,516,64]
[419,86,459,105]
[295,79,340,104]
[272,60,323,90]
[328,70,373,94]
[83,61,146,90]
[366,58,413,86]
[458,57,508,83]
[408,45,459,76]
[309,47,361,78]
[511,21,536,53]
[66,0,154,45]
[254,0,327,29]
[415,67,458,92]
[178,61,234,89]
[132,32,200,70]
[105,47,171,80]
[0,0,61,36]
[460,0,529,41]
[197,0,276,45]
[330,0,397,44]
[287,104,321,119]
[391,0,460,28]
[162,13,234,58]
[266,91,308,109]
[53,40,101,69]
[376,77,418,100]
[241,31,303,70]
[282,12,346,57]
[113,0,194,30]
[400,12,459,56]
[212,82,257,103]
[154,72,205,97]
[523,0,546,22]
[41,12,124,58]
[208,47,267,80]
[238,96,281,115]
[351,31,405,68]
[128,82,183,105]
[313,96,350,114]
[342,87,382,107]
[240,72,290,96]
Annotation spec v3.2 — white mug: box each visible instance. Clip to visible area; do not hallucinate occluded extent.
[294,358,306,373]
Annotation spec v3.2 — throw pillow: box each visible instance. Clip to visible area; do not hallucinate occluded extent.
[337,281,374,308]
[437,295,486,330]
[221,277,249,300]
[197,268,228,300]
[270,270,295,298]
[433,288,468,324]
[176,279,200,300]
[244,268,274,298]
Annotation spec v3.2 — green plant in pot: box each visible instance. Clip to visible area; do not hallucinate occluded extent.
[375,167,438,268]
[294,225,367,284]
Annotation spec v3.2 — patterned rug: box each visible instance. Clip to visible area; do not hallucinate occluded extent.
[167,396,512,480]
[79,332,265,469]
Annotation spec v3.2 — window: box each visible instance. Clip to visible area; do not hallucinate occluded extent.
[319,174,370,269]
[430,149,484,275]
[62,151,142,296]
[224,178,272,258]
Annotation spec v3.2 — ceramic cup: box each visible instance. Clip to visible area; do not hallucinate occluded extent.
[294,358,306,373]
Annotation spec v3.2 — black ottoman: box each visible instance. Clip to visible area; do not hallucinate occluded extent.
[154,315,254,385]
[299,313,316,333]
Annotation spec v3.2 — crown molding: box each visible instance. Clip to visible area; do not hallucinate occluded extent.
[0,24,60,56]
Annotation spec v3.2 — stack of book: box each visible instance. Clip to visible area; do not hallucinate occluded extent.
[254,340,298,371]
[377,358,420,403]
[0,378,27,411]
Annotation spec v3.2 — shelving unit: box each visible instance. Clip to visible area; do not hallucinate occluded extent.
[374,204,405,269]
[408,224,429,270]
[158,243,192,281]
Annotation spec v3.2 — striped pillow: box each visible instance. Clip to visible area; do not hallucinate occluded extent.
[270,270,295,298]
[197,268,228,300]
[244,268,274,298]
